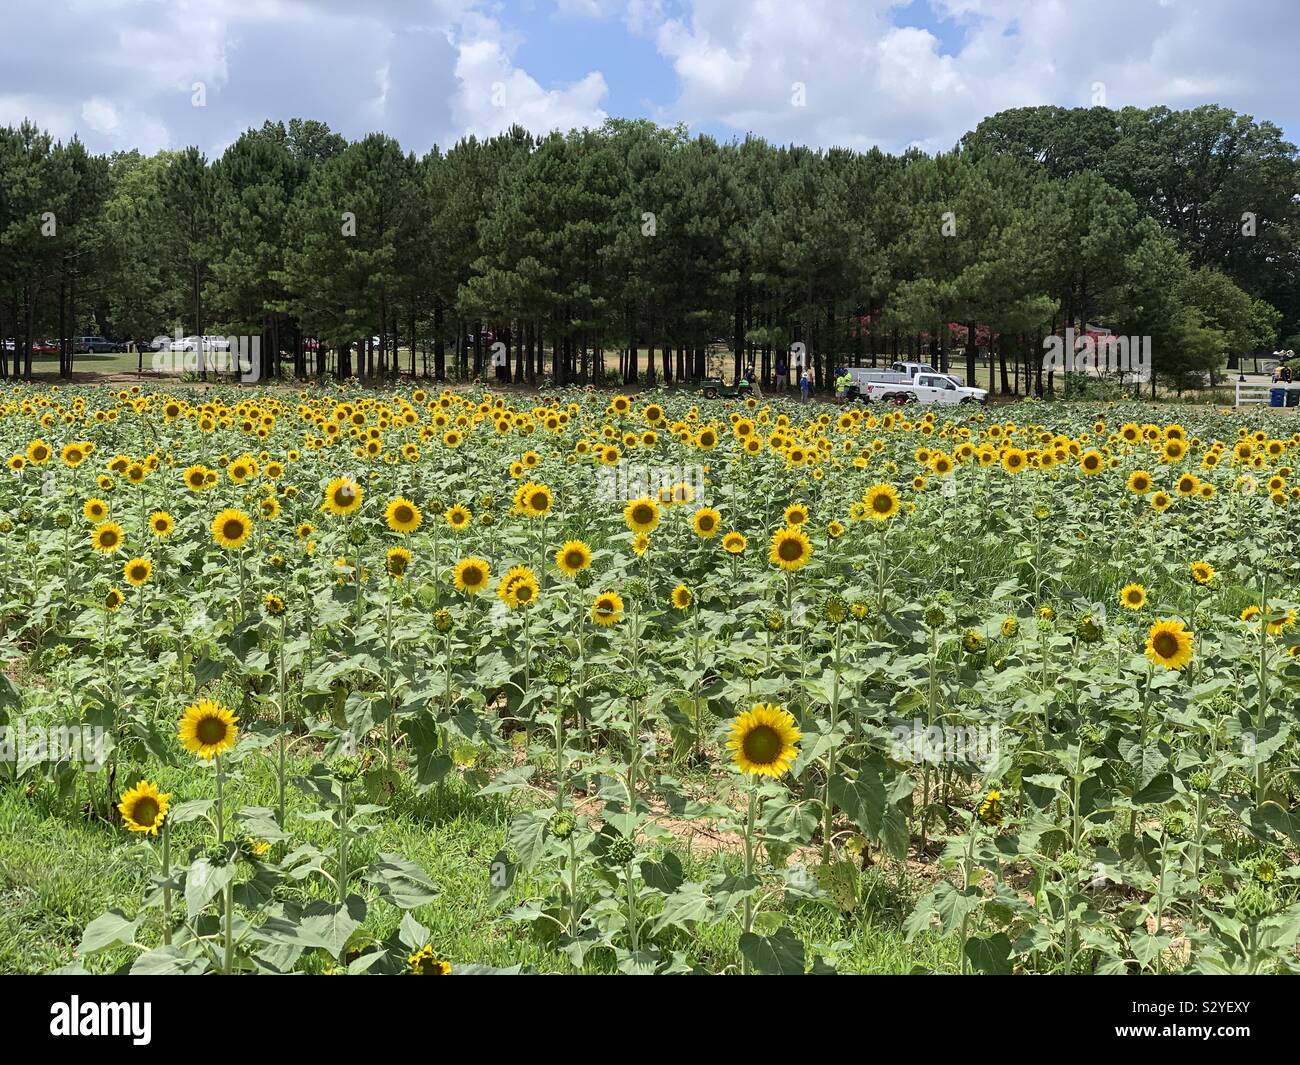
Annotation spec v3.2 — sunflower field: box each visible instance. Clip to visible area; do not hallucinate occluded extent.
[1,382,1299,976]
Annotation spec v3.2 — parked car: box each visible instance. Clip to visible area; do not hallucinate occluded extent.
[75,336,126,354]
[859,371,987,405]
[160,335,231,352]
[890,361,939,378]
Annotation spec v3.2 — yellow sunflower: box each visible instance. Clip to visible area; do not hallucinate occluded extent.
[91,521,124,554]
[385,496,423,534]
[182,464,215,491]
[1190,560,1215,585]
[692,507,721,539]
[178,699,240,760]
[452,557,491,595]
[1119,583,1147,610]
[386,546,412,580]
[671,583,693,610]
[117,780,171,835]
[445,504,472,531]
[1145,618,1193,670]
[516,481,553,518]
[555,539,593,577]
[722,531,747,555]
[768,525,813,572]
[727,703,800,778]
[863,483,900,522]
[498,565,540,609]
[590,591,624,626]
[210,508,253,550]
[149,511,175,538]
[1123,470,1154,496]
[623,496,660,534]
[323,476,363,516]
[123,557,152,586]
[61,442,88,467]
[407,945,452,975]
[83,498,110,523]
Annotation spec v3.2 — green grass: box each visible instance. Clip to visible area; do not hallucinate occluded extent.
[0,751,954,974]
[21,350,147,378]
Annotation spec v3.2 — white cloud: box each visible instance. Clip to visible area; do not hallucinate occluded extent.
[0,0,609,154]
[643,0,1299,152]
[452,36,608,138]
[0,0,1293,158]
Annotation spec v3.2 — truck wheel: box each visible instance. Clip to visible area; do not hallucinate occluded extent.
[703,387,718,400]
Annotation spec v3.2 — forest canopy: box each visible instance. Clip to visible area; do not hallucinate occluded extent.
[0,104,1294,392]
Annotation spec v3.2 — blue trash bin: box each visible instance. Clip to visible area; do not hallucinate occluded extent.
[1269,387,1286,407]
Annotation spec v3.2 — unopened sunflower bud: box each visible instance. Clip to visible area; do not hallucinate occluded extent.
[607,835,636,865]
[822,594,848,626]
[330,757,361,783]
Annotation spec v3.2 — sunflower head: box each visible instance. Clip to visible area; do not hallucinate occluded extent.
[727,703,800,778]
[445,504,472,531]
[1119,582,1147,610]
[555,539,592,577]
[90,520,124,554]
[407,945,452,975]
[977,789,1004,827]
[722,531,747,555]
[864,483,900,521]
[117,780,171,835]
[498,565,540,609]
[387,546,413,580]
[323,476,363,516]
[123,557,152,586]
[623,496,660,534]
[1145,618,1194,671]
[671,583,693,611]
[452,556,490,596]
[590,591,624,626]
[178,699,240,760]
[211,508,253,550]
[385,496,422,534]
[692,507,720,539]
[768,525,813,572]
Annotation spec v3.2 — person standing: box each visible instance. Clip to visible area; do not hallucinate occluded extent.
[774,354,788,392]
[835,366,853,403]
[799,369,812,403]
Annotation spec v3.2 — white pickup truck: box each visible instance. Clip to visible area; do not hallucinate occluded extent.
[847,366,987,405]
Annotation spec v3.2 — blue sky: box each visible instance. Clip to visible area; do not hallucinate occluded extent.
[0,0,1295,157]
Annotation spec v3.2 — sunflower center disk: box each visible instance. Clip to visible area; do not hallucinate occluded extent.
[742,725,782,765]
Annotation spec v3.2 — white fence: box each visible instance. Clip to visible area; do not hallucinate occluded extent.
[1235,380,1300,410]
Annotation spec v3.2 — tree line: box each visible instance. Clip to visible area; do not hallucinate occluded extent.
[0,104,1294,392]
